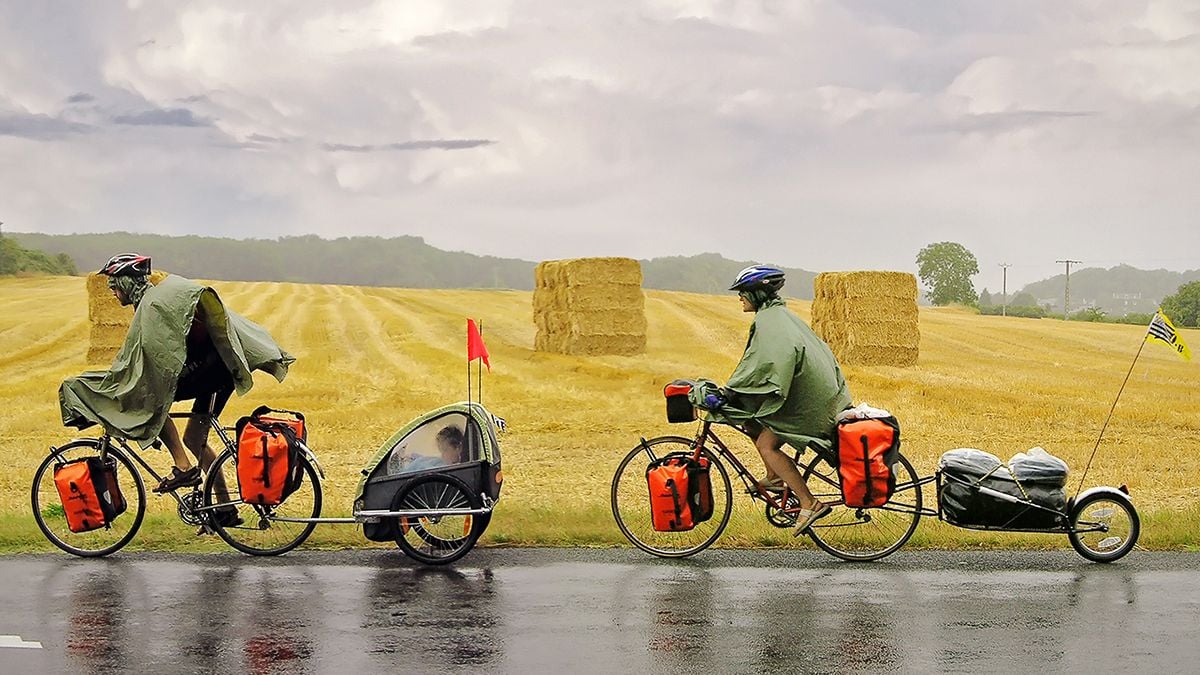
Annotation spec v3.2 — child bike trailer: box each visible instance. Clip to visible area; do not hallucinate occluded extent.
[354,402,505,564]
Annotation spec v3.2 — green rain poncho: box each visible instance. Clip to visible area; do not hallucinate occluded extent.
[694,295,852,453]
[59,274,294,443]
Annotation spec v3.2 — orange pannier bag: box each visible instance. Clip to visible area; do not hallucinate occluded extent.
[645,452,713,531]
[835,416,901,508]
[54,456,127,533]
[236,407,306,506]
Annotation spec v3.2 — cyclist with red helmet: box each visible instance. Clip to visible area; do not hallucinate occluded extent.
[693,265,852,534]
[61,254,294,520]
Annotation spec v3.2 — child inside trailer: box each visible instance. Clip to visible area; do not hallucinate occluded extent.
[386,423,468,475]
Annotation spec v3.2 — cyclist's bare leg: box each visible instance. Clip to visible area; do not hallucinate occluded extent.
[754,427,820,510]
[158,418,195,472]
[183,417,230,500]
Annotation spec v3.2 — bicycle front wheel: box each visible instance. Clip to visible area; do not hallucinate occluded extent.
[611,436,733,558]
[801,451,921,561]
[31,440,147,557]
[203,449,322,556]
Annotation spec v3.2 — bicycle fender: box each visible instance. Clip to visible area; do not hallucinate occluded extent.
[1071,486,1134,515]
[296,440,326,479]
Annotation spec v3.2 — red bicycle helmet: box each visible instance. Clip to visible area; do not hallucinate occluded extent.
[99,253,151,277]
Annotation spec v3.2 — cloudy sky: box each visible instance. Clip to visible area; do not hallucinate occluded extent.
[2,0,1197,289]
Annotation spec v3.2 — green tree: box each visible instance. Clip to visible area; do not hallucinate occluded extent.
[979,288,993,307]
[1161,281,1200,328]
[1010,291,1038,307]
[916,241,980,306]
[1069,307,1106,322]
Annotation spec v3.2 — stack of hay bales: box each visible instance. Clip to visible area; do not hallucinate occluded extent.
[86,271,168,364]
[812,271,919,367]
[533,257,647,356]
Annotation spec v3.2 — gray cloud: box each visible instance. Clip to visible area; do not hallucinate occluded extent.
[322,139,496,153]
[112,108,211,127]
[0,113,91,139]
[66,92,95,104]
[922,109,1097,135]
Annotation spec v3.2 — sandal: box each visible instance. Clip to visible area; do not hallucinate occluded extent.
[154,465,201,493]
[792,501,832,537]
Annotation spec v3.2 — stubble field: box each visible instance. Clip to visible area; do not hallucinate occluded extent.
[2,275,1197,552]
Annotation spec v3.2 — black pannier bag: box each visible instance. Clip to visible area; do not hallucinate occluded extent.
[938,448,1067,530]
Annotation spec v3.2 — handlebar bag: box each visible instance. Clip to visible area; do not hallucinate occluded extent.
[54,456,127,533]
[835,416,901,508]
[663,380,697,423]
[236,407,306,506]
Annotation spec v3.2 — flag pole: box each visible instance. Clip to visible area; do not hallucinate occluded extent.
[478,320,483,406]
[467,319,472,409]
[1074,337,1147,498]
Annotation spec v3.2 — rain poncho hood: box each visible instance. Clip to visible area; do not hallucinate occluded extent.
[109,274,149,307]
[60,274,294,443]
[694,299,851,453]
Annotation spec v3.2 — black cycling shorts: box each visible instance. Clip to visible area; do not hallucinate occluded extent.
[175,352,235,417]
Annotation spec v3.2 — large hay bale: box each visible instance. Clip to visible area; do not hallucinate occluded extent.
[532,257,646,356]
[85,271,169,363]
[812,271,919,367]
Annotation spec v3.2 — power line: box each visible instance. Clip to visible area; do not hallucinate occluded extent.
[1055,259,1082,319]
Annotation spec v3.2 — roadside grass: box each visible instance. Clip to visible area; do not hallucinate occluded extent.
[3,276,1199,554]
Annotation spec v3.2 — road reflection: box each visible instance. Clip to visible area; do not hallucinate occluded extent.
[66,566,129,669]
[364,561,501,668]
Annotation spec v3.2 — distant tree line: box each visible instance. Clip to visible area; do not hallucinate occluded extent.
[0,236,77,276]
[7,232,819,298]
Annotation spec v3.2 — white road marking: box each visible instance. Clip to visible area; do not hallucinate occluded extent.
[0,635,43,649]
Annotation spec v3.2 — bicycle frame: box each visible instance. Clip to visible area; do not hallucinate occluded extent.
[681,419,822,512]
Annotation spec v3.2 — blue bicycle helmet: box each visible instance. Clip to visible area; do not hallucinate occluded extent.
[729,265,785,293]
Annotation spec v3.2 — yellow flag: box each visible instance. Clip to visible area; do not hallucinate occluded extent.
[1147,309,1191,361]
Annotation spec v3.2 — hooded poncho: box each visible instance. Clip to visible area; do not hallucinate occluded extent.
[60,274,294,443]
[696,296,851,453]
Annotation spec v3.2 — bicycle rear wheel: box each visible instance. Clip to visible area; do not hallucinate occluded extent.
[801,451,921,561]
[31,440,147,557]
[611,436,732,558]
[203,449,322,556]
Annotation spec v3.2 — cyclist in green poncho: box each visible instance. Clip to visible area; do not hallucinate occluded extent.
[60,254,294,515]
[694,265,852,535]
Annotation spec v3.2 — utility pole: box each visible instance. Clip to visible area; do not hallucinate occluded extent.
[999,263,1011,317]
[1056,259,1081,319]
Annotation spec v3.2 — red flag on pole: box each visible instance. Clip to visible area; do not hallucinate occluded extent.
[467,319,490,370]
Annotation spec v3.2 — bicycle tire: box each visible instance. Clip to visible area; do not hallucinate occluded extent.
[1068,492,1139,563]
[801,451,921,561]
[31,440,147,557]
[203,449,322,556]
[392,473,483,565]
[610,436,733,558]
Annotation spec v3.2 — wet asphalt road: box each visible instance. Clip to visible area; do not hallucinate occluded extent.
[1,549,1198,674]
